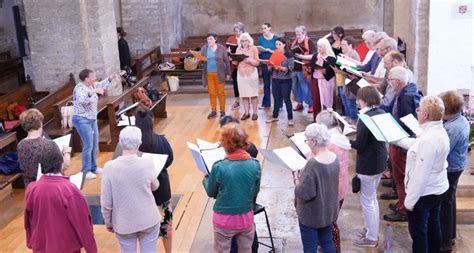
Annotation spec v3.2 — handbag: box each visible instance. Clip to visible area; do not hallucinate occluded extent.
[183,57,199,71]
[145,81,160,102]
[352,175,361,193]
[60,101,74,129]
[133,87,152,107]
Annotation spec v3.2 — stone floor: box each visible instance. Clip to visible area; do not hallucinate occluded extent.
[189,93,474,253]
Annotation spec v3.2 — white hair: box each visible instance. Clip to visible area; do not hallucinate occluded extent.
[233,22,245,32]
[238,32,254,47]
[317,38,335,57]
[374,31,389,43]
[315,110,338,129]
[305,123,332,147]
[383,37,398,52]
[389,66,409,84]
[295,25,307,34]
[362,30,376,40]
[119,126,142,150]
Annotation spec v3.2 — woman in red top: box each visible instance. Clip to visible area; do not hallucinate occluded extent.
[24,148,97,253]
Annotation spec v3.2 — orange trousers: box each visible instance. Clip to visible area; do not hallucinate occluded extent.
[207,72,225,112]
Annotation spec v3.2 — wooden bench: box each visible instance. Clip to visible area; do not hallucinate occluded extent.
[0,132,20,198]
[132,46,162,80]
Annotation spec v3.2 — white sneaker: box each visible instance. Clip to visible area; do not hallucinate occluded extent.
[85,172,97,179]
[94,167,104,174]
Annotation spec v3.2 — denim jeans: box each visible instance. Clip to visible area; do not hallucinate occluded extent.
[272,78,293,120]
[299,222,335,253]
[292,71,313,106]
[337,86,358,120]
[440,171,463,248]
[407,193,446,253]
[260,64,272,107]
[72,115,99,173]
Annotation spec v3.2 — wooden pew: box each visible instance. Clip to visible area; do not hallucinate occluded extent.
[0,82,49,121]
[132,46,162,80]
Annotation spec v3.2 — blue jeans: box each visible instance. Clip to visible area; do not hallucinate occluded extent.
[260,64,272,107]
[272,78,293,120]
[299,222,335,253]
[337,87,358,120]
[292,71,313,106]
[407,193,445,253]
[72,115,99,173]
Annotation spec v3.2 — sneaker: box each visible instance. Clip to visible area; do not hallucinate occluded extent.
[207,111,217,119]
[383,211,408,222]
[94,167,104,174]
[232,101,240,110]
[266,117,279,123]
[293,103,303,111]
[258,105,265,109]
[356,228,368,238]
[353,237,378,248]
[220,111,225,118]
[380,190,398,200]
[86,172,97,179]
[288,120,294,126]
[307,106,314,113]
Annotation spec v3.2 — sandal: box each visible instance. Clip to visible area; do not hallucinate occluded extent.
[251,114,258,121]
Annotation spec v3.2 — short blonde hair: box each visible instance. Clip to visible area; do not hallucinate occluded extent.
[19,108,44,132]
[419,96,445,121]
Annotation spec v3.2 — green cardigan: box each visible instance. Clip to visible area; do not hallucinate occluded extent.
[202,158,261,215]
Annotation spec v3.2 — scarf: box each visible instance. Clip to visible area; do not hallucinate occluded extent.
[225,148,251,161]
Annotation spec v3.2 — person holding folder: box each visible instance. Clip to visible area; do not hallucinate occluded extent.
[258,22,278,109]
[265,37,295,126]
[202,123,261,252]
[201,32,231,119]
[350,86,387,248]
[227,22,245,110]
[235,32,261,121]
[101,126,161,252]
[17,109,71,187]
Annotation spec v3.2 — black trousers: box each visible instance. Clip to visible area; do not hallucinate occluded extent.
[232,69,239,98]
[440,171,463,247]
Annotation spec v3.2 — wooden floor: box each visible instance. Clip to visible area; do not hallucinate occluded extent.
[0,92,274,252]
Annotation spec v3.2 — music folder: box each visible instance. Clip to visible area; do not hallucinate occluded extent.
[358,113,409,143]
[187,139,226,174]
[190,50,208,61]
[229,53,249,62]
[259,147,307,172]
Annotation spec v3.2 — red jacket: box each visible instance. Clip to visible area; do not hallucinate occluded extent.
[24,176,97,253]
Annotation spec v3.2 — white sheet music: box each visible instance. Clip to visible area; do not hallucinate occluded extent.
[187,142,210,174]
[400,114,422,136]
[141,152,168,177]
[69,172,83,189]
[196,138,220,150]
[289,132,311,158]
[118,115,136,126]
[53,134,71,150]
[273,147,307,172]
[371,113,409,143]
[201,148,226,172]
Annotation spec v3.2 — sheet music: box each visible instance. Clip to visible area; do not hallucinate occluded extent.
[371,113,409,143]
[201,148,226,172]
[273,147,307,171]
[118,115,136,126]
[187,142,210,174]
[115,101,141,117]
[141,152,168,177]
[259,149,292,171]
[400,114,422,136]
[337,55,359,68]
[289,131,310,158]
[333,111,356,136]
[69,172,83,190]
[196,138,220,150]
[53,134,71,150]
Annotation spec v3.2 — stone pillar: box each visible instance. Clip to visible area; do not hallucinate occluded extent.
[23,0,122,95]
[412,0,429,94]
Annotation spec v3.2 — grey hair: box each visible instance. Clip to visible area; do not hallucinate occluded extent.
[389,66,409,84]
[316,110,339,129]
[374,31,388,44]
[305,123,332,148]
[233,22,245,32]
[383,37,398,51]
[119,126,142,150]
[362,30,375,40]
[295,25,307,34]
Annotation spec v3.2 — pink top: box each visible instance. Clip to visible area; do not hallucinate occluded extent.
[213,210,254,230]
[328,144,349,201]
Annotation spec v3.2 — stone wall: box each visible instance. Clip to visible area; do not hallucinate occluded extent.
[0,0,19,57]
[120,0,183,54]
[23,0,121,94]
[180,0,384,37]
